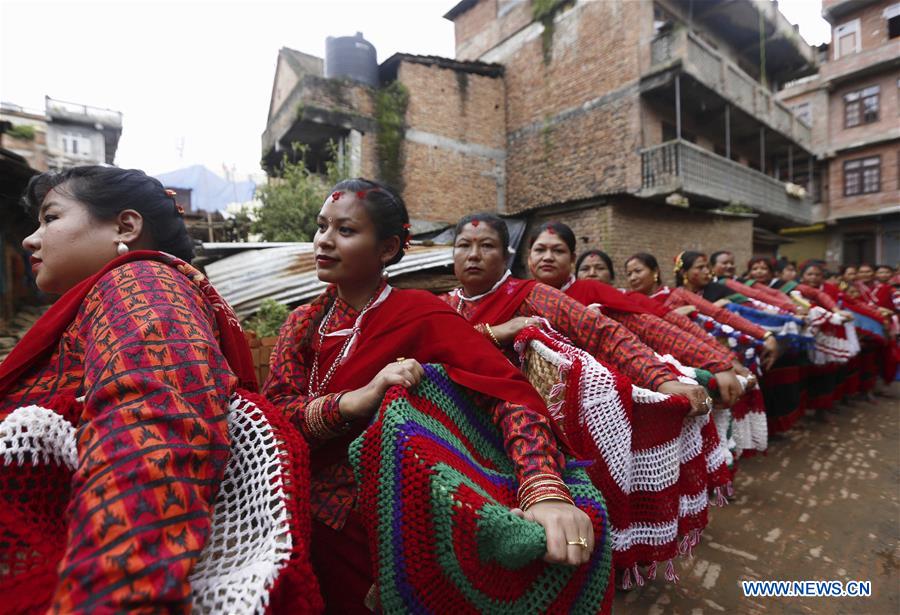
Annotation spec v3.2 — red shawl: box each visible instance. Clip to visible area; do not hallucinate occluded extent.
[0,250,257,396]
[564,279,669,317]
[460,276,538,325]
[308,285,568,469]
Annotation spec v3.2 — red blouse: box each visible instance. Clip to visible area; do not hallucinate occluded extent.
[1,260,236,612]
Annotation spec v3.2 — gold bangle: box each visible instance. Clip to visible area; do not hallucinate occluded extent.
[521,491,575,511]
[484,323,501,348]
[517,473,566,499]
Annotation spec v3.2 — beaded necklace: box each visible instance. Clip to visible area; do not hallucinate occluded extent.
[454,270,512,314]
[308,291,379,397]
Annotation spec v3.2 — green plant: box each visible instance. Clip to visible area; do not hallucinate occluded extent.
[253,141,349,242]
[723,201,753,214]
[375,81,409,189]
[532,0,573,64]
[7,124,35,140]
[247,298,290,338]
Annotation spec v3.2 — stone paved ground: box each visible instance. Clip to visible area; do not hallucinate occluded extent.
[615,383,900,615]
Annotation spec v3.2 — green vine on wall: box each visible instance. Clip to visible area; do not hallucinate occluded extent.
[375,80,409,190]
[533,0,573,65]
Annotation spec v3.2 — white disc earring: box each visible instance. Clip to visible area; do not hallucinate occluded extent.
[116,241,129,255]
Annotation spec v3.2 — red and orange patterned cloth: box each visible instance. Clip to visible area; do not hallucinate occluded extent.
[0,257,239,612]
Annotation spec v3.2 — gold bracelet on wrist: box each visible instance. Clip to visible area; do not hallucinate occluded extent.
[521,490,575,511]
[484,323,502,348]
[516,473,566,500]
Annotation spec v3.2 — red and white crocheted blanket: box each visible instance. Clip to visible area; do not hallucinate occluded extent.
[515,327,732,583]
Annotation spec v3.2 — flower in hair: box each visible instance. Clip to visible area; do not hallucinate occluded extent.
[165,189,177,198]
[673,251,685,274]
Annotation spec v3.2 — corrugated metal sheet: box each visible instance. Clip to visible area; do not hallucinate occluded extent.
[205,243,453,318]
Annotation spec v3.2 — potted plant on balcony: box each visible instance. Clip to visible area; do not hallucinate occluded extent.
[244,298,289,383]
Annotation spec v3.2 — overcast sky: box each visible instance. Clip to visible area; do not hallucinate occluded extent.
[1,0,830,181]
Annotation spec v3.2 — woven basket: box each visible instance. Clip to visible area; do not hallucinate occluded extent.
[522,344,566,410]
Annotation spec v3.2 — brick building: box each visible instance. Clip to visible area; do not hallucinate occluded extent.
[778,0,900,267]
[263,1,818,280]
[0,103,49,172]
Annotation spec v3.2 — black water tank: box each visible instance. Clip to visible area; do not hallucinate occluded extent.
[325,32,378,87]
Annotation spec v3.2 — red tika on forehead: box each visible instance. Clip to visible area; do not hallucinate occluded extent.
[546,227,557,235]
[471,220,480,227]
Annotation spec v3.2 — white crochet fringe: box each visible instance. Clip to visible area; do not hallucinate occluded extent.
[0,395,294,615]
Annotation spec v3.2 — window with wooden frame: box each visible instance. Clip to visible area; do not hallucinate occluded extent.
[843,156,881,196]
[844,85,880,127]
[834,19,861,58]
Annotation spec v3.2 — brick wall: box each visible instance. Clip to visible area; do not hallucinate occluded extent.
[517,198,753,286]
[497,1,648,213]
[0,130,48,172]
[453,0,534,61]
[401,61,505,149]
[830,1,895,54]
[827,143,900,219]
[397,60,506,223]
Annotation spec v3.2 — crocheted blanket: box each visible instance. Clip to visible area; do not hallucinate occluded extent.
[659,353,767,461]
[0,392,319,615]
[514,328,732,584]
[349,364,612,614]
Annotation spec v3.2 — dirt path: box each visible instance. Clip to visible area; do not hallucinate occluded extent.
[614,383,900,615]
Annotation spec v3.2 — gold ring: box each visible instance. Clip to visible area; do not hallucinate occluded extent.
[566,537,589,548]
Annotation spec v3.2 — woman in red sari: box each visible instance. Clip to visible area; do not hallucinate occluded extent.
[526,222,745,407]
[0,166,317,613]
[440,214,711,414]
[263,180,600,613]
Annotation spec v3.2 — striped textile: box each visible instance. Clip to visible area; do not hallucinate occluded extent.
[349,364,612,614]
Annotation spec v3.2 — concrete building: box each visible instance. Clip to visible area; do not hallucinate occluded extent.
[263,1,818,275]
[44,96,122,169]
[778,0,900,267]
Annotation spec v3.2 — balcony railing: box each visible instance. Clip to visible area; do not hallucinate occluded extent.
[639,139,813,224]
[648,28,812,150]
